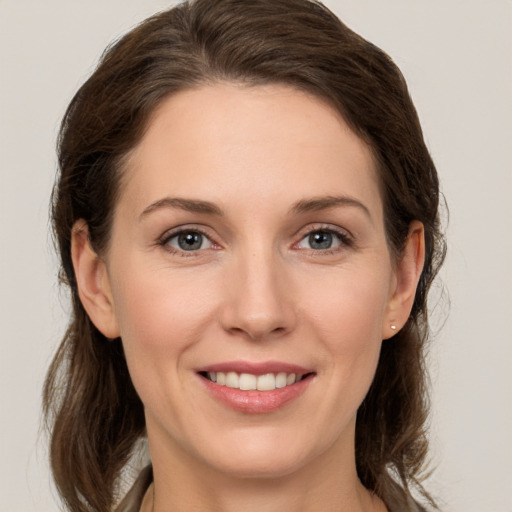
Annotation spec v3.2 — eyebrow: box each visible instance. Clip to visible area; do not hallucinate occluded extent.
[291,195,372,220]
[139,197,223,220]
[139,194,372,221]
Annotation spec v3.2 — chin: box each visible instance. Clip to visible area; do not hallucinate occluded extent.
[210,453,307,480]
[193,427,326,480]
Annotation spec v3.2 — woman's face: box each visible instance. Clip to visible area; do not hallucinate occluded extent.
[90,84,411,478]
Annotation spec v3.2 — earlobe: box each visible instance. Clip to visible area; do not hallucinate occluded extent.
[382,221,425,340]
[71,220,120,339]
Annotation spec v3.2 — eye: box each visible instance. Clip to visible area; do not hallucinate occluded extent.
[166,230,213,252]
[297,229,345,251]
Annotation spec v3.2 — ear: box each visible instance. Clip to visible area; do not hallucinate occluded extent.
[382,220,425,340]
[71,220,120,339]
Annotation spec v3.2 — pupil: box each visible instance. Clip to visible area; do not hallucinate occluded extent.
[309,231,332,250]
[178,232,202,250]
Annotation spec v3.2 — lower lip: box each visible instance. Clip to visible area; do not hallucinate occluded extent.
[199,375,313,414]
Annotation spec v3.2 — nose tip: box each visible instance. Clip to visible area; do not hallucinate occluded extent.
[225,310,290,341]
[220,260,296,341]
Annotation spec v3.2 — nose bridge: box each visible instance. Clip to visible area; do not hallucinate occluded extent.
[221,239,295,340]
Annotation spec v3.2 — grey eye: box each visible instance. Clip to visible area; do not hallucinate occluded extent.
[298,230,342,250]
[168,231,212,251]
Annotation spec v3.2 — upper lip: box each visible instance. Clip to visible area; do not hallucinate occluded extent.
[195,360,313,376]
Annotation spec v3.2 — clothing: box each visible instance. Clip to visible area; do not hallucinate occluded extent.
[115,465,153,512]
[114,465,427,512]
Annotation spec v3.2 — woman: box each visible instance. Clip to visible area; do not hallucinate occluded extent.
[43,0,446,511]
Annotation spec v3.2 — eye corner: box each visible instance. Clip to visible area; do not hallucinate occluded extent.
[293,225,354,254]
[158,226,221,256]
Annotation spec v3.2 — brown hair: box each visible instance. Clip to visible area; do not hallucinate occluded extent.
[44,0,446,510]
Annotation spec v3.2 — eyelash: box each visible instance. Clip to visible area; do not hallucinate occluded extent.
[158,224,353,257]
[294,224,353,255]
[158,226,218,257]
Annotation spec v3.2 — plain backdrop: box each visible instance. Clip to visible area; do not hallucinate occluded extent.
[1,1,511,510]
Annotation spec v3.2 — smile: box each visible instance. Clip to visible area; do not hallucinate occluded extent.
[196,362,315,413]
[201,371,305,391]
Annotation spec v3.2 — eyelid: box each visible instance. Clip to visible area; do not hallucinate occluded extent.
[156,223,353,256]
[292,224,354,251]
[158,224,221,255]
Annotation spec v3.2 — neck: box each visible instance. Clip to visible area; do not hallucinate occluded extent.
[144,431,386,512]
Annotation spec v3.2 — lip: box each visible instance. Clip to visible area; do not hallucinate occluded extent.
[195,360,312,376]
[195,360,315,414]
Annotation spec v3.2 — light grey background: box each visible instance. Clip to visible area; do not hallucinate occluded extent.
[1,1,511,510]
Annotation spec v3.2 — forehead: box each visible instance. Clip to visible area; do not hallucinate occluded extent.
[119,83,382,220]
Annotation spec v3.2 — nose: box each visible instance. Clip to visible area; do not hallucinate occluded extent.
[220,248,297,341]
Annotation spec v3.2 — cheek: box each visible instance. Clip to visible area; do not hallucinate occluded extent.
[302,266,390,344]
[108,269,222,445]
[109,264,220,398]
[298,266,390,395]
[112,263,214,345]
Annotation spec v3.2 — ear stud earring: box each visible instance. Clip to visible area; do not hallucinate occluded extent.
[390,324,397,330]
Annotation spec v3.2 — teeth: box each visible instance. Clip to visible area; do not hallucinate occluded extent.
[205,371,304,391]
[275,372,287,388]
[257,373,275,391]
[239,373,257,390]
[225,371,239,388]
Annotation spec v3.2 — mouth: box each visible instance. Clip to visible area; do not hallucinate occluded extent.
[198,371,313,391]
[196,362,316,413]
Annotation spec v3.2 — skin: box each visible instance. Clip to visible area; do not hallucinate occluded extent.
[72,83,424,512]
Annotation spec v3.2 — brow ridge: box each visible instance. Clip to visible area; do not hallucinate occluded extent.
[140,194,371,221]
[139,197,223,219]
[291,195,371,219]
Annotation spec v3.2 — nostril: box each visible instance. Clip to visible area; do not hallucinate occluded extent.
[219,288,297,340]
[225,324,288,341]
